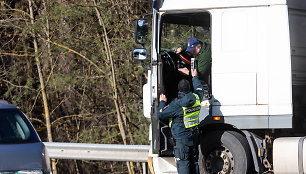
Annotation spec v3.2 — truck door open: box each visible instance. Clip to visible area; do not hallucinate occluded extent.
[158,11,211,156]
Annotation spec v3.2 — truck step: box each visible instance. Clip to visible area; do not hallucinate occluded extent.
[153,157,177,174]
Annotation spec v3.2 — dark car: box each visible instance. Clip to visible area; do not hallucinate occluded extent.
[0,100,51,174]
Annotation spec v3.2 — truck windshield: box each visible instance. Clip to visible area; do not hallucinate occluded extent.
[0,109,40,144]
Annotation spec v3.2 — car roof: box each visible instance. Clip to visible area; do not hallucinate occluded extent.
[0,100,18,109]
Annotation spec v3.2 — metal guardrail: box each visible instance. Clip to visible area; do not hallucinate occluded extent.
[43,142,150,162]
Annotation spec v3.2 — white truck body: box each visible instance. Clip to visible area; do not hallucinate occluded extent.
[136,0,306,173]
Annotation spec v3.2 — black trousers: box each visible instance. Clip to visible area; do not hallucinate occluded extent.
[174,129,199,174]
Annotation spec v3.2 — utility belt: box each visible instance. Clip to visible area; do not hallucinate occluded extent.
[172,129,199,147]
[189,126,199,133]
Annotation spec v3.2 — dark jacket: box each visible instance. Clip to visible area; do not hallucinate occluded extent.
[157,76,204,140]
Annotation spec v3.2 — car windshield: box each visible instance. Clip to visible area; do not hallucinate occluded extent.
[0,109,40,144]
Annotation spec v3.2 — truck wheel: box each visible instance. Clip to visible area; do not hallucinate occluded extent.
[199,131,251,174]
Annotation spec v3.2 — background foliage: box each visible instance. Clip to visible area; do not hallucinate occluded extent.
[0,0,152,173]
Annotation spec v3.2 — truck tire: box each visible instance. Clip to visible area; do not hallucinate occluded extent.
[199,130,251,174]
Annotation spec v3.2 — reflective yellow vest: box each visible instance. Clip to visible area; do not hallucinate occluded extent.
[169,93,201,128]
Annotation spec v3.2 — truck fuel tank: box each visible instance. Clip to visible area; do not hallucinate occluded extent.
[273,137,306,174]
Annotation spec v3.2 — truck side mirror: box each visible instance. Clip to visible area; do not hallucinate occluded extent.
[135,18,148,45]
[132,48,147,61]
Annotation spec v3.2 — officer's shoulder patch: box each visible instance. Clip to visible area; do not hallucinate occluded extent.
[160,105,169,112]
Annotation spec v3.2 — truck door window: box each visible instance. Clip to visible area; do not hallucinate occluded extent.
[160,12,210,51]
[159,12,211,102]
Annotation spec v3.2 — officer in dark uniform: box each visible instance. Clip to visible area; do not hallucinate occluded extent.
[157,69,204,174]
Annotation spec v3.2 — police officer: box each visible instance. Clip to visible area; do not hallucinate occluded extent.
[157,69,204,174]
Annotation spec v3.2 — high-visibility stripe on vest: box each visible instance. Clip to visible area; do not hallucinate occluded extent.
[169,93,201,128]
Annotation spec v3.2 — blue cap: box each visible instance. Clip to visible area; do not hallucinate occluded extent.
[186,37,200,52]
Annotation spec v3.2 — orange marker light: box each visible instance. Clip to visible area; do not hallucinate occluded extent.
[213,116,221,121]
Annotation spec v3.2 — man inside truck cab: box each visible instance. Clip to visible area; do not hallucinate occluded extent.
[157,69,204,174]
[175,37,211,83]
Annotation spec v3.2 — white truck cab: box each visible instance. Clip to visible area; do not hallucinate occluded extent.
[133,0,306,173]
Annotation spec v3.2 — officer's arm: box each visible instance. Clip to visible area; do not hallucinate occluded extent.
[192,76,205,102]
[157,100,178,120]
